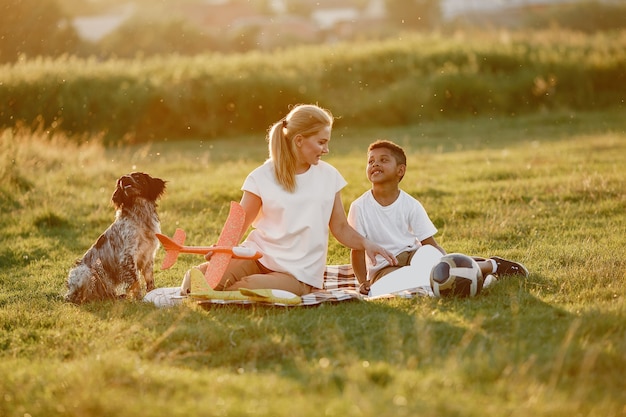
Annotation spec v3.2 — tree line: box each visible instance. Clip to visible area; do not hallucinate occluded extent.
[2,0,626,64]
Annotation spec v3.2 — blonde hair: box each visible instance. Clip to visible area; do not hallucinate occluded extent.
[267,104,334,192]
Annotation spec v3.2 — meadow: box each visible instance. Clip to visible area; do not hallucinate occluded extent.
[1,108,625,416]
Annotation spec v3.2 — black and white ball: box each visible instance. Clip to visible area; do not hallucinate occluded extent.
[430,253,484,298]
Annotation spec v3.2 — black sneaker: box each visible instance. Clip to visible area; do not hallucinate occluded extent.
[491,256,529,277]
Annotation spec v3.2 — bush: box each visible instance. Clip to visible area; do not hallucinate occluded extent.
[1,30,625,145]
[0,0,81,64]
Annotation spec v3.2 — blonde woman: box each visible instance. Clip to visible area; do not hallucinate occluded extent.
[191,104,396,295]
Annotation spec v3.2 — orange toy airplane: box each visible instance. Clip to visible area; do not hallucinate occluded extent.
[156,201,262,289]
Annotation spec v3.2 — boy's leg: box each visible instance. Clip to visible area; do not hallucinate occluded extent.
[491,256,529,277]
[369,251,414,285]
[472,256,529,278]
[472,257,497,277]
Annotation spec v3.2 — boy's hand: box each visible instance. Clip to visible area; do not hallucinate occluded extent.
[359,280,371,295]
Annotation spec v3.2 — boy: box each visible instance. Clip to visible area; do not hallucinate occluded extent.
[347,140,528,295]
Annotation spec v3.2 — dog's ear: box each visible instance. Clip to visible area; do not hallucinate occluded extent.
[110,173,166,208]
[111,177,127,209]
[143,176,166,202]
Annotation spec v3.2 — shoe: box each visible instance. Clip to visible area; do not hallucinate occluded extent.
[491,257,529,277]
[482,274,498,289]
[180,270,192,295]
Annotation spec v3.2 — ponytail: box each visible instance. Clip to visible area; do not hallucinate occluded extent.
[268,119,297,192]
[267,104,334,192]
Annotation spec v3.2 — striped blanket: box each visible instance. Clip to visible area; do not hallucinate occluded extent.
[144,264,432,308]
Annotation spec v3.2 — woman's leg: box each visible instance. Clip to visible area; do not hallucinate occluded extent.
[224,270,314,296]
[205,258,314,296]
[217,258,263,290]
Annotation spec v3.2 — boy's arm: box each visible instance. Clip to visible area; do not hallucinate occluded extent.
[421,236,446,255]
[351,249,370,295]
[331,193,396,266]
[351,249,367,285]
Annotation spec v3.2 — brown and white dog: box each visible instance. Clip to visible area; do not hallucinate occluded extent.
[65,172,167,304]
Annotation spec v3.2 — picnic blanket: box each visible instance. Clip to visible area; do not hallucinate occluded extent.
[144,264,434,308]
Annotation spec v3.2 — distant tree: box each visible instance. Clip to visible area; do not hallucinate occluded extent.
[0,0,81,63]
[97,18,219,58]
[256,0,275,15]
[385,0,441,31]
[285,0,315,18]
[228,24,263,53]
[526,1,626,33]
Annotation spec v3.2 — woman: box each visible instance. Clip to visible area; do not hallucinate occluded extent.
[190,104,396,296]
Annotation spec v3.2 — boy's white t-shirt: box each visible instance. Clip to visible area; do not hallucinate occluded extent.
[348,190,437,279]
[242,160,347,289]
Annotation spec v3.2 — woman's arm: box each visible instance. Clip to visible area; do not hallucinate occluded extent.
[329,192,397,266]
[238,191,262,242]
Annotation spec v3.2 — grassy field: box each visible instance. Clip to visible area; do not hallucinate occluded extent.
[1,108,625,416]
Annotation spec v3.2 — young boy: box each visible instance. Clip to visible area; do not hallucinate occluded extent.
[347,140,528,295]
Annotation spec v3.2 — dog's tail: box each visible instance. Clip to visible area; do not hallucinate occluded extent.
[157,228,186,269]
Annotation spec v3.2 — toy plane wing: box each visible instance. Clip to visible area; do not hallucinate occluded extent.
[156,231,261,269]
[205,201,247,288]
[157,202,257,289]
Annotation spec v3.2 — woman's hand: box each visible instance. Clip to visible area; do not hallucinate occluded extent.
[364,239,397,267]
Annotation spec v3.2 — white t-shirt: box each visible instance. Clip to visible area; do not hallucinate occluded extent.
[347,190,437,279]
[242,160,347,288]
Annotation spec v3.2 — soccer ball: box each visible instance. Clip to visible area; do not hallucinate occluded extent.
[430,253,484,298]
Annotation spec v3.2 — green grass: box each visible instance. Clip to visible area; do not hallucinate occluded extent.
[1,108,625,416]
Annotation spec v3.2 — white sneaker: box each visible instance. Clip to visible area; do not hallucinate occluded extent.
[483,274,497,289]
[180,271,191,296]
